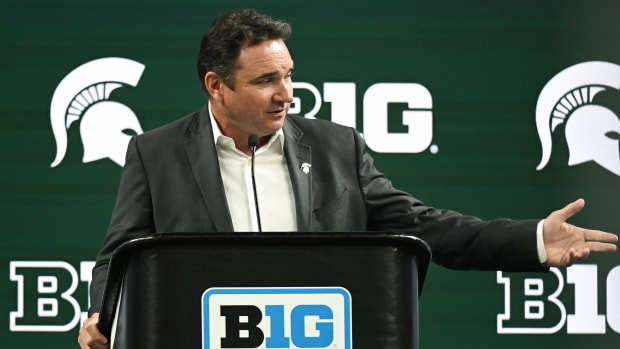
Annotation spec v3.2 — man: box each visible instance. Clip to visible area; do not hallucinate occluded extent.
[78,8,617,349]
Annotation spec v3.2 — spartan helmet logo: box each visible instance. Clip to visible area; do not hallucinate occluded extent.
[535,61,620,176]
[50,57,145,167]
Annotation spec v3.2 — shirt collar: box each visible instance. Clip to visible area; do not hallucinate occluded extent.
[208,102,285,153]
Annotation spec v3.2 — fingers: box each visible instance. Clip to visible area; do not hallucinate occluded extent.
[585,240,618,253]
[584,229,619,244]
[580,228,618,253]
[562,248,590,267]
[78,313,109,349]
[571,247,590,260]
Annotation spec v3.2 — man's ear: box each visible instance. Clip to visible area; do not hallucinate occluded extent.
[204,72,224,101]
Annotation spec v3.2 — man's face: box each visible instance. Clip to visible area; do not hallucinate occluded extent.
[217,39,294,139]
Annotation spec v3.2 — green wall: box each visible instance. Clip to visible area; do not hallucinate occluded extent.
[1,0,618,347]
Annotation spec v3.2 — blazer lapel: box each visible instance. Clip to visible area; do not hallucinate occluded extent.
[283,118,312,231]
[184,105,234,232]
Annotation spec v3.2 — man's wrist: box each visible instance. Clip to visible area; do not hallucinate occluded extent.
[537,219,547,265]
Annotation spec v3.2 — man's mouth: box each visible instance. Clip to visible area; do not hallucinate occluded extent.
[268,107,287,115]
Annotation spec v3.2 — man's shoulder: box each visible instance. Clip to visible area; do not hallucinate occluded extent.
[285,114,361,154]
[136,108,204,143]
[286,114,354,136]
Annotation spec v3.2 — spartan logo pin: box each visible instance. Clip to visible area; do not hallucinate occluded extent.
[300,162,311,174]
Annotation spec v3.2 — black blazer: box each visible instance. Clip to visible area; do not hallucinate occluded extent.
[89,104,544,314]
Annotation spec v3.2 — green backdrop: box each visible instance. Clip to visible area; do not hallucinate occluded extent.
[1,0,618,348]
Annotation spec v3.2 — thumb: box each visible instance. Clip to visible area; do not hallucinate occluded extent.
[555,198,585,221]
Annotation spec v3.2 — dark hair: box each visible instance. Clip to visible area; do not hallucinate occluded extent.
[196,8,292,95]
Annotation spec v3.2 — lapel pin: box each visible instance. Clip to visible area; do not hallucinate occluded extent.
[300,163,311,174]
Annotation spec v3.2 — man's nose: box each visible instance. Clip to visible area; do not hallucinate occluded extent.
[274,80,294,103]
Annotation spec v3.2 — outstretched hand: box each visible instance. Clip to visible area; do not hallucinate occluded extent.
[543,198,618,267]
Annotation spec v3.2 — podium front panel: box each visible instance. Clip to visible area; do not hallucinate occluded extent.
[100,233,431,349]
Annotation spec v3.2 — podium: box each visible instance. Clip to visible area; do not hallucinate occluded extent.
[97,233,432,349]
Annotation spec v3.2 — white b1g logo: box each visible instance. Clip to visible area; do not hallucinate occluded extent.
[497,265,620,334]
[292,82,435,154]
[9,261,94,332]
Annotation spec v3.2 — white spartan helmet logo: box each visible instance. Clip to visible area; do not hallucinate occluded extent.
[536,61,620,176]
[50,57,145,167]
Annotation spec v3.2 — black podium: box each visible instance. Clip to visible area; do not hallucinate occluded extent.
[97,233,431,349]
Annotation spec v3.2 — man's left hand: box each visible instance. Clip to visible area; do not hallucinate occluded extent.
[543,198,618,267]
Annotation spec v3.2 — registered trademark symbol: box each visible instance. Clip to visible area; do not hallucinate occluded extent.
[429,144,439,154]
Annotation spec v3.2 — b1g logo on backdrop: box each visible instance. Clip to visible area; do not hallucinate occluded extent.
[9,261,94,332]
[49,57,145,167]
[202,287,352,349]
[292,82,436,154]
[535,61,620,176]
[496,264,620,334]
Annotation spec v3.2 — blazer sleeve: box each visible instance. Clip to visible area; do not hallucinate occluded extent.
[352,129,545,272]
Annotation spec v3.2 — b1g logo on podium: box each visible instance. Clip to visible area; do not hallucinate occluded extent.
[202,287,352,349]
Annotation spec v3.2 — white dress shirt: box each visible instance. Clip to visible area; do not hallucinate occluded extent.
[209,106,297,232]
